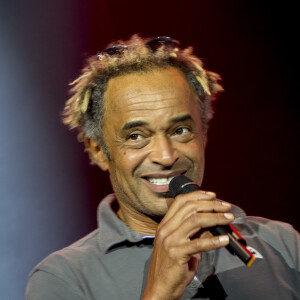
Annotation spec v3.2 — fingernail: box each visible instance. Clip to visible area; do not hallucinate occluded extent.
[224,213,234,219]
[206,191,215,196]
[221,201,231,207]
[219,235,229,243]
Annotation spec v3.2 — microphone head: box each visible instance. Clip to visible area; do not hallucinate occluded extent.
[169,175,200,198]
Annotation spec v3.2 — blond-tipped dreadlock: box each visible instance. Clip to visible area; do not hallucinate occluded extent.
[62,35,223,161]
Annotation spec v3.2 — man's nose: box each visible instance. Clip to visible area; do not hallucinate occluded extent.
[149,135,179,167]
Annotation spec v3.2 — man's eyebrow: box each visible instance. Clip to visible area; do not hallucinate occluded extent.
[170,114,193,124]
[122,120,149,131]
[122,115,193,131]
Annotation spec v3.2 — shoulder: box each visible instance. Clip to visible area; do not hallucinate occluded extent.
[243,216,300,270]
[26,230,101,299]
[245,215,298,241]
[31,229,100,277]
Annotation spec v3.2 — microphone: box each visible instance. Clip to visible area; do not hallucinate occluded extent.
[169,175,255,267]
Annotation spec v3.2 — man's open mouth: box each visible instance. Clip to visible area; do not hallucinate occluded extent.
[146,177,175,185]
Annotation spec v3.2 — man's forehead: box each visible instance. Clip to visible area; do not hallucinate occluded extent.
[103,67,196,111]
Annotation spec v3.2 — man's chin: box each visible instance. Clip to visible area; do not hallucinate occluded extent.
[140,192,174,218]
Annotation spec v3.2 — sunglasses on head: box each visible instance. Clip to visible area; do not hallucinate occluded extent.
[97,36,180,58]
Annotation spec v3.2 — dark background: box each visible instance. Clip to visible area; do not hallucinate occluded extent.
[0,1,299,298]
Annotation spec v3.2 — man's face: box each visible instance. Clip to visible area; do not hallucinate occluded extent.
[97,67,205,219]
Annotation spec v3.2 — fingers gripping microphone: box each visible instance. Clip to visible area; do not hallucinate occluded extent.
[169,175,255,267]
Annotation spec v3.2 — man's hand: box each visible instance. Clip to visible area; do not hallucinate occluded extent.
[142,191,233,300]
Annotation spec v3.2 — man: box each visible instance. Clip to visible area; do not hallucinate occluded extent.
[26,35,300,299]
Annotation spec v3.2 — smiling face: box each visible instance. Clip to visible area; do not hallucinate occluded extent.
[93,67,205,232]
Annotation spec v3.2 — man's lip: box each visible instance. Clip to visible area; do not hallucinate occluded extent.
[141,178,171,193]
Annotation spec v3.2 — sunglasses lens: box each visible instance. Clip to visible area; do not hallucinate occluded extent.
[98,46,128,58]
[146,37,179,51]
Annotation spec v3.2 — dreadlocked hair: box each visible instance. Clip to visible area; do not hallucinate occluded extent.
[62,35,223,161]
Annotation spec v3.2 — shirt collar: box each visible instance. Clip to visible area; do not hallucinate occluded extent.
[97,194,146,253]
[230,202,246,224]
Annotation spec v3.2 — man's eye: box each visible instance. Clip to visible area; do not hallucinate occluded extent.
[174,127,189,135]
[129,133,142,140]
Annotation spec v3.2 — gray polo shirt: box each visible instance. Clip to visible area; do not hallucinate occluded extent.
[26,194,300,299]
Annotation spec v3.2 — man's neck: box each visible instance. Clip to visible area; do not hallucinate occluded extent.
[116,205,160,236]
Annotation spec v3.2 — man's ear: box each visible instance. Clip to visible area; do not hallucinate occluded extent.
[84,138,109,171]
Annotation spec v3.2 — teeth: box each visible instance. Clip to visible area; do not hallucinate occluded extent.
[148,177,174,185]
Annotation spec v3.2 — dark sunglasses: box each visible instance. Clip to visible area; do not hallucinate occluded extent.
[97,36,180,58]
